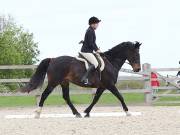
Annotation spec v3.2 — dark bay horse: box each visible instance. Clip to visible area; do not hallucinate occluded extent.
[21,41,141,118]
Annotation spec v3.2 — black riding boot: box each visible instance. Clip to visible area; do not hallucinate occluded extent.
[81,65,95,85]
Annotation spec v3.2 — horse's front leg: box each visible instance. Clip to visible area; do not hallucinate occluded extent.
[84,88,105,117]
[108,85,131,116]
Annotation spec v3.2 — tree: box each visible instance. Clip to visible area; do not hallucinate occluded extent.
[0,15,40,91]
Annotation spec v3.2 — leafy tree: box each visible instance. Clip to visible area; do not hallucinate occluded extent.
[0,15,40,91]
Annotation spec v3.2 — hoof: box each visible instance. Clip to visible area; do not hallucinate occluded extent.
[75,113,82,118]
[34,111,41,119]
[125,111,131,116]
[34,107,42,119]
[84,113,90,118]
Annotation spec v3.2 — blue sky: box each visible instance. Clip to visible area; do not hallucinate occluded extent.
[0,0,180,70]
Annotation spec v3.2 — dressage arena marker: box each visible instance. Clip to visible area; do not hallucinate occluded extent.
[5,112,142,119]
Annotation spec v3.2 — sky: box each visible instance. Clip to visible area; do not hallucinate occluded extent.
[0,0,180,72]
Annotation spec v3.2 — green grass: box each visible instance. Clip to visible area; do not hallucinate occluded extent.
[152,89,180,106]
[0,93,144,107]
[153,96,180,106]
[158,96,180,102]
[153,103,180,106]
[1,92,180,107]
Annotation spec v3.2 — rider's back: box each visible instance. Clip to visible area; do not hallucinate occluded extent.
[81,26,98,53]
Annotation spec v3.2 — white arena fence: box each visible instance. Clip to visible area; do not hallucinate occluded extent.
[0,63,180,105]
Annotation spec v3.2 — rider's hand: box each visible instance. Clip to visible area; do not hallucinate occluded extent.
[96,49,101,53]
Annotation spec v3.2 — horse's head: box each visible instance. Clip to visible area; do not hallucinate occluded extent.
[104,41,142,72]
[126,41,141,72]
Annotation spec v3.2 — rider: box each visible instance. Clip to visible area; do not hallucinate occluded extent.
[80,16,101,84]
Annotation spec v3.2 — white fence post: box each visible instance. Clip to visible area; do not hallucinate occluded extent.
[143,63,153,104]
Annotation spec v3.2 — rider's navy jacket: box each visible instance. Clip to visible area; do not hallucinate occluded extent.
[81,26,98,53]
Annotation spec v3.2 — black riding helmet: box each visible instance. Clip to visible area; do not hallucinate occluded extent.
[89,16,101,25]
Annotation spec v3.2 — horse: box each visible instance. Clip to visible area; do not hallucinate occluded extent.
[20,41,141,118]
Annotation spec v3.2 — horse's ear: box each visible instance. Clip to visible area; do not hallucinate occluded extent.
[134,41,142,49]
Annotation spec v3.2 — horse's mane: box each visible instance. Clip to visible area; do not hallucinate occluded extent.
[104,41,134,60]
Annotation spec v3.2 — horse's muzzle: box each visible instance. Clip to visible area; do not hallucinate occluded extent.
[132,64,141,72]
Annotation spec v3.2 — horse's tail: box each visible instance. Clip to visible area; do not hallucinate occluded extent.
[20,58,51,93]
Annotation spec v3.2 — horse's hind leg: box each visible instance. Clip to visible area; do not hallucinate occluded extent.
[34,83,56,118]
[84,88,105,117]
[61,82,81,118]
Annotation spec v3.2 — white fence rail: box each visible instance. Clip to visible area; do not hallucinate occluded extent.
[0,63,179,105]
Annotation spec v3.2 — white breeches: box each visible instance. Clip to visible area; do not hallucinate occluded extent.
[80,52,99,68]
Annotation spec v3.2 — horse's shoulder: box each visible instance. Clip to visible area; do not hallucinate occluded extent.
[101,56,111,65]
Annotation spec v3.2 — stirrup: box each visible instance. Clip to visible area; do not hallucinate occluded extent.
[81,78,89,85]
[84,79,89,85]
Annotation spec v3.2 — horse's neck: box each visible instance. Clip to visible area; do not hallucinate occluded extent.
[110,58,126,71]
[102,55,126,72]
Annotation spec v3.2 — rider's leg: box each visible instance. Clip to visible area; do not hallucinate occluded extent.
[80,53,98,84]
[81,65,95,84]
[96,53,105,71]
[80,52,98,68]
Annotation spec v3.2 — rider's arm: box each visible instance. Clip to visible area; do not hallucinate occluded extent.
[86,30,98,52]
[95,43,101,53]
